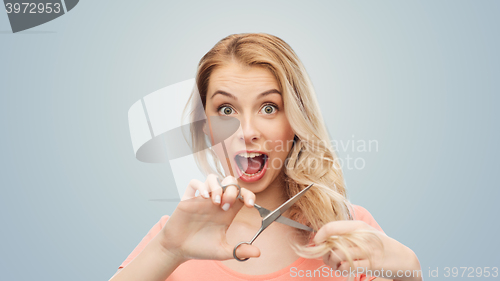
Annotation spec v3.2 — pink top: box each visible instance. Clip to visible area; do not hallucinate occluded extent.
[119,204,385,281]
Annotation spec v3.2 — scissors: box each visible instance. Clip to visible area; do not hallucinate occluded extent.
[217,178,315,262]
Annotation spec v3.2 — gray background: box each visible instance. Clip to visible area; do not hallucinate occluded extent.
[1,1,498,280]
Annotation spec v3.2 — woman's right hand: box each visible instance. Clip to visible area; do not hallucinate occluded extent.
[157,174,260,263]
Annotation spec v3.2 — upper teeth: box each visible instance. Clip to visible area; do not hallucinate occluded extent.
[238,152,262,158]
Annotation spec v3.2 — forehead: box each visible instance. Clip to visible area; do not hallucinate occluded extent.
[208,63,279,95]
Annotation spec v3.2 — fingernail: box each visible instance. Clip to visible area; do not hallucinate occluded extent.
[214,195,221,204]
[222,203,230,211]
[248,199,254,206]
[202,190,209,198]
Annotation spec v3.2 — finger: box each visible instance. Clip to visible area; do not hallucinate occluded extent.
[323,249,339,269]
[198,180,211,199]
[181,179,204,201]
[239,187,256,208]
[220,176,239,211]
[233,243,261,260]
[337,259,371,274]
[313,221,367,244]
[206,174,223,204]
[323,259,371,281]
[324,247,367,270]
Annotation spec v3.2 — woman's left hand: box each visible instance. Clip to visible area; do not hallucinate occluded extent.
[314,221,422,281]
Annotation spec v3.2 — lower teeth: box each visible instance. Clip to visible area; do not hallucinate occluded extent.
[243,171,258,176]
[237,156,266,177]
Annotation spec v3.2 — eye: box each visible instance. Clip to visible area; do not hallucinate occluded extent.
[218,105,235,115]
[260,104,277,115]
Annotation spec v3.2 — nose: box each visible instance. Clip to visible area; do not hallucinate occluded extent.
[237,116,260,145]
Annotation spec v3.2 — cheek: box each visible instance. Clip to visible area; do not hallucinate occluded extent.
[264,122,295,155]
[213,145,234,164]
[211,145,234,174]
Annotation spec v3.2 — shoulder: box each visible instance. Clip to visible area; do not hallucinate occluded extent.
[350,204,385,234]
[159,215,170,228]
[142,215,171,239]
[117,214,172,269]
[350,204,371,221]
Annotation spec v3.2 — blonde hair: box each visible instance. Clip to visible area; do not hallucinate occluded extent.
[186,33,383,269]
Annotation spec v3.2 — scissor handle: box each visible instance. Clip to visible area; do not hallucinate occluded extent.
[217,178,243,200]
[233,241,251,262]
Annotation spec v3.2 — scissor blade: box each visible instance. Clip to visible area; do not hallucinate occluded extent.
[273,183,314,218]
[255,204,313,231]
[253,204,271,217]
[275,216,314,232]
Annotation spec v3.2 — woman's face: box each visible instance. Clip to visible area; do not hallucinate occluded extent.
[205,62,295,193]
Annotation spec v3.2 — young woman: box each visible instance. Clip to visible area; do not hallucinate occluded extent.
[110,33,422,281]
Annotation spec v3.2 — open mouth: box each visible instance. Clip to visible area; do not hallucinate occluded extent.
[234,151,268,180]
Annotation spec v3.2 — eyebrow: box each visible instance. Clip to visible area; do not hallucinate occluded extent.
[210,89,281,100]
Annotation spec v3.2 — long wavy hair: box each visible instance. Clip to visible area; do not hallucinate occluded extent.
[185,33,383,268]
